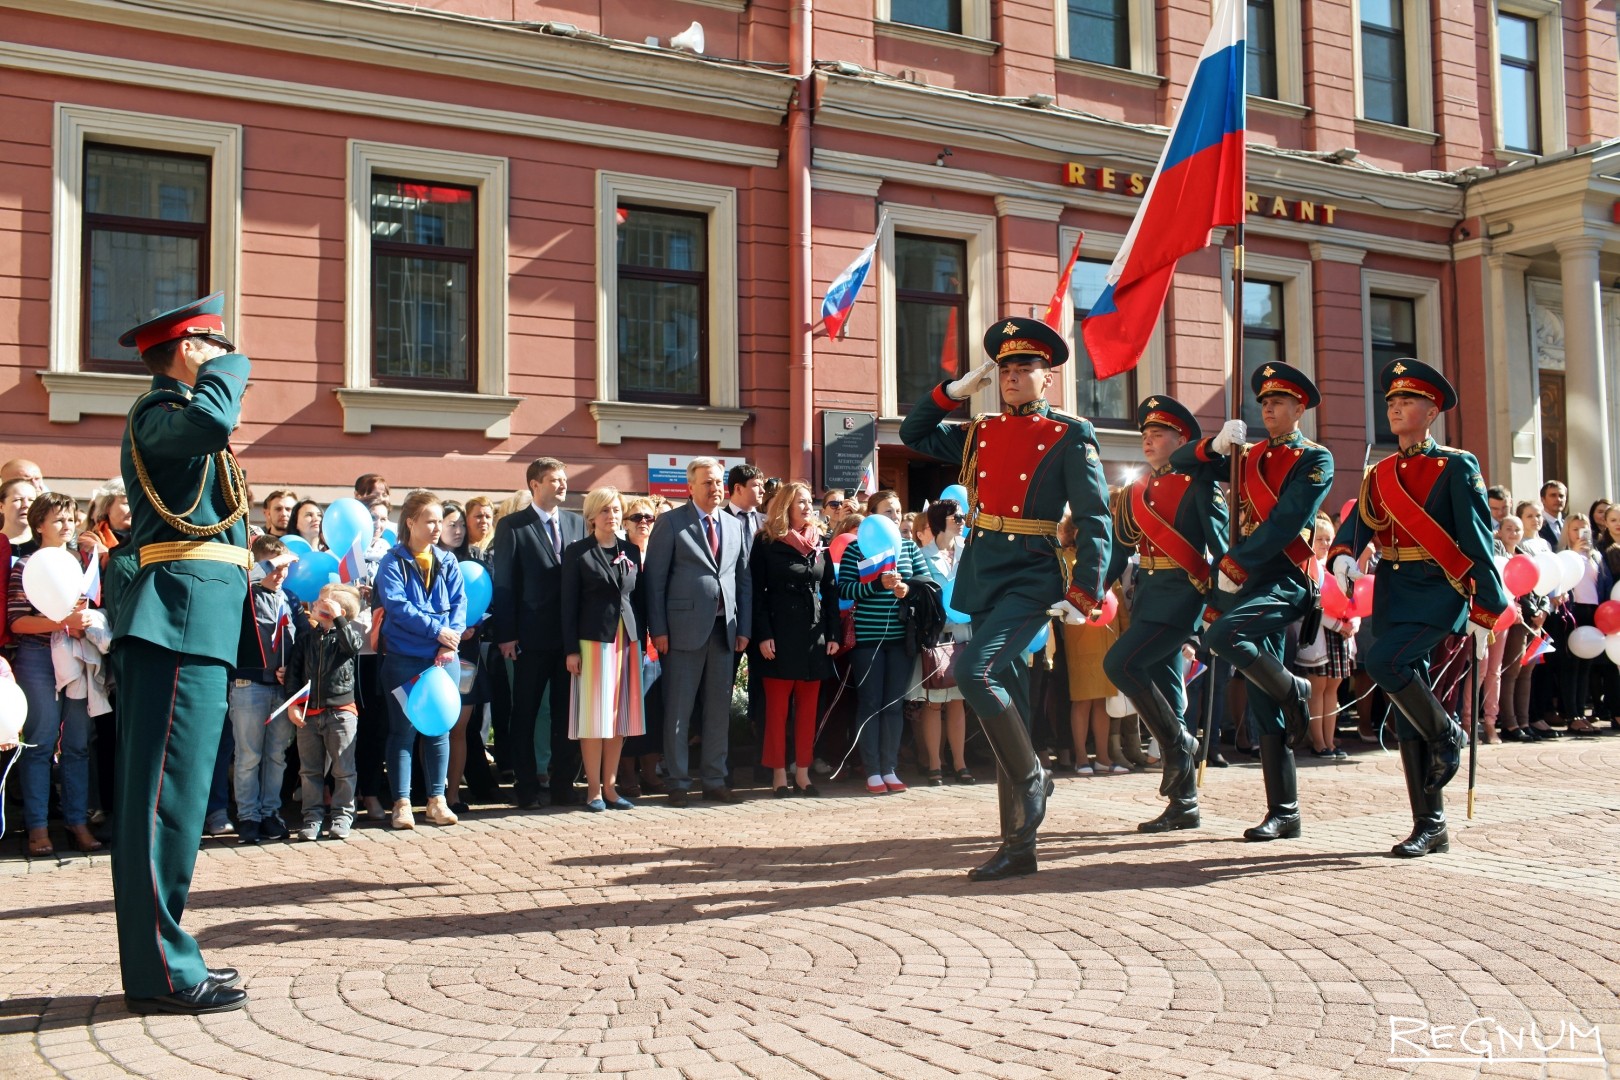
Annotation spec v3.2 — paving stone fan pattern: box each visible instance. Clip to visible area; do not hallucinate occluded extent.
[3,737,1619,1078]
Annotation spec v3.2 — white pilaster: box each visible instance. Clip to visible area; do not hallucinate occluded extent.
[1484,252,1535,494]
[1556,237,1612,500]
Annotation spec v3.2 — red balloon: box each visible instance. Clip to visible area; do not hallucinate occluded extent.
[1595,600,1620,636]
[1094,590,1120,626]
[1492,604,1519,634]
[1321,576,1350,620]
[1339,499,1357,525]
[1503,554,1539,598]
[829,533,854,565]
[1350,574,1376,617]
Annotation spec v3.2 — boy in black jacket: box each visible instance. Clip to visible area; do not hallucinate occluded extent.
[287,583,364,840]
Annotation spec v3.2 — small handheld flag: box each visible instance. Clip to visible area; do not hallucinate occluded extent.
[267,681,311,724]
[82,557,102,607]
[1521,631,1554,667]
[338,534,367,585]
[857,456,877,497]
[857,548,897,584]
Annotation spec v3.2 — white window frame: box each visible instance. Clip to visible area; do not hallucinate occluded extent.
[875,0,992,41]
[1349,0,1435,134]
[1056,226,1167,464]
[340,140,515,438]
[1487,0,1567,158]
[1220,249,1316,439]
[1052,0,1158,80]
[44,104,240,423]
[1362,269,1443,446]
[590,171,746,449]
[878,204,998,419]
[1247,0,1306,108]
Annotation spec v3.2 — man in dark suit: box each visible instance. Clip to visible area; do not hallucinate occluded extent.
[492,457,586,807]
[644,457,752,805]
[724,463,767,770]
[1538,480,1566,548]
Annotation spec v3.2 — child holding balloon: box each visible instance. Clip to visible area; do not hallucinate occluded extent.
[228,535,298,845]
[286,583,364,841]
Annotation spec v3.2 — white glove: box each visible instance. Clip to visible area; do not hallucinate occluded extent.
[1329,553,1361,596]
[1048,600,1088,625]
[1217,572,1241,594]
[1467,622,1491,660]
[945,360,997,402]
[1211,418,1249,455]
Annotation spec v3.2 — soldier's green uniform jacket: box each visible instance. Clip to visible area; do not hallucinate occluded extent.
[112,354,252,657]
[900,382,1111,615]
[1106,466,1229,629]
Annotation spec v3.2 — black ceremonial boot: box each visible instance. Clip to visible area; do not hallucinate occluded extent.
[968,704,1051,882]
[1391,739,1450,857]
[1131,685,1198,797]
[1241,654,1315,753]
[1243,733,1301,841]
[1139,760,1200,833]
[1387,678,1465,793]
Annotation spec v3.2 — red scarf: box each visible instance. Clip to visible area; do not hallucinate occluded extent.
[783,525,820,558]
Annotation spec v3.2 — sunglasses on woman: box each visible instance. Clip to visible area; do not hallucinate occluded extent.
[625,513,655,524]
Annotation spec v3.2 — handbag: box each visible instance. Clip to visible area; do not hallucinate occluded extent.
[839,607,857,653]
[922,640,959,690]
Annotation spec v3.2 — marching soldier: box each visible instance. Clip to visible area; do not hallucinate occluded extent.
[901,317,1111,881]
[1173,362,1332,841]
[109,293,253,1014]
[1329,358,1508,858]
[1101,396,1228,832]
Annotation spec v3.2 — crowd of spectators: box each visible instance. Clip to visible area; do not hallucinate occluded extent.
[2,454,1615,855]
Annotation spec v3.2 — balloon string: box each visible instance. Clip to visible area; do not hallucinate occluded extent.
[0,742,36,840]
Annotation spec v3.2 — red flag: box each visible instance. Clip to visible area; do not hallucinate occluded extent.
[1042,232,1085,330]
[938,307,959,375]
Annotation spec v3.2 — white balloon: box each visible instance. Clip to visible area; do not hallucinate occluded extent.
[1610,582,1620,603]
[1104,693,1135,719]
[1531,552,1560,596]
[1607,634,1620,667]
[1568,625,1608,660]
[21,547,84,623]
[1556,550,1587,594]
[0,678,26,745]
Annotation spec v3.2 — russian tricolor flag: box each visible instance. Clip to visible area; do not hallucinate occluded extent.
[820,225,881,340]
[857,548,896,584]
[1081,0,1246,379]
[338,534,367,585]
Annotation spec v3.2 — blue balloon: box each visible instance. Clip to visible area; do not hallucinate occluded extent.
[1023,623,1050,660]
[281,534,312,556]
[283,550,340,601]
[856,514,902,564]
[838,598,854,612]
[941,577,970,624]
[939,484,969,509]
[322,497,373,556]
[459,560,492,623]
[405,664,460,736]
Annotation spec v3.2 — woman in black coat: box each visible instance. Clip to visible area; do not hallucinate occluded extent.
[751,481,841,797]
[561,487,648,811]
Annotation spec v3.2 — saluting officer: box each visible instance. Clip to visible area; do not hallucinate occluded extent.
[1173,362,1332,841]
[109,293,253,1015]
[901,317,1111,882]
[1328,359,1508,858]
[1101,396,1228,833]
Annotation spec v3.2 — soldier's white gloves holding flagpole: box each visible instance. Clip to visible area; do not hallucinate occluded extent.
[946,360,998,401]
[1466,622,1492,660]
[1329,553,1362,596]
[1211,418,1249,455]
[1048,600,1089,625]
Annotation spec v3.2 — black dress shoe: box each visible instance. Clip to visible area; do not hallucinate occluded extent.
[665,789,690,807]
[796,783,821,798]
[127,980,247,1015]
[207,966,241,988]
[1207,752,1230,768]
[772,786,792,798]
[702,786,742,804]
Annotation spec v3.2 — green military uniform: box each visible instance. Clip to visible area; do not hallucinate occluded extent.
[1101,396,1227,832]
[109,294,253,1008]
[1329,358,1508,858]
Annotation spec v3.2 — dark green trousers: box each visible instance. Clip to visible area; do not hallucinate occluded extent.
[111,638,229,998]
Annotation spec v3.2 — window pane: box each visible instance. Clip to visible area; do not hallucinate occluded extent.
[87,231,201,363]
[1242,280,1283,330]
[1361,0,1400,30]
[1247,0,1279,99]
[84,147,207,223]
[896,301,965,409]
[1499,65,1540,152]
[1069,258,1133,423]
[1498,12,1534,60]
[1361,27,1408,126]
[617,208,706,272]
[1241,281,1285,431]
[1369,295,1417,444]
[373,256,470,384]
[371,178,475,249]
[618,278,703,399]
[894,236,964,294]
[890,0,961,33]
[1068,0,1129,67]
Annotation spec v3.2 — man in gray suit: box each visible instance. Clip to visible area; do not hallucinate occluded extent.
[645,457,752,805]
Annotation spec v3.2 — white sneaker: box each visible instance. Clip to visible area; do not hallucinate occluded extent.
[391,799,415,830]
[425,796,458,826]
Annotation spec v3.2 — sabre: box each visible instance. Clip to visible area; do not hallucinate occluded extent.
[1466,641,1481,819]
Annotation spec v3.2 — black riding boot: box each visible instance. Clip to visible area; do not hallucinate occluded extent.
[1386,678,1465,793]
[1239,654,1314,752]
[1243,733,1301,841]
[1391,739,1449,857]
[1128,685,1199,797]
[1138,759,1200,833]
[968,703,1051,882]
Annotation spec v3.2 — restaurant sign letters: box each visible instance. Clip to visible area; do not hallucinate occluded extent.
[1062,162,1340,225]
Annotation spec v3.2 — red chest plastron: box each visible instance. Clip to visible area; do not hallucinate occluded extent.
[1372,454,1446,550]
[972,412,1064,517]
[1136,473,1191,559]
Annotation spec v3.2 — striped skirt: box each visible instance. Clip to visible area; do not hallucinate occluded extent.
[569,622,646,740]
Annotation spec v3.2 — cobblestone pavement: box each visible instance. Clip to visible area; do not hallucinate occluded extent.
[2,735,1618,1079]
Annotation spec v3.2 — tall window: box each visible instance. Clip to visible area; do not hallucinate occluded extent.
[1069,258,1133,425]
[1368,295,1417,445]
[1247,0,1279,99]
[370,176,477,391]
[1360,0,1408,126]
[1241,281,1286,431]
[82,145,210,369]
[1068,0,1130,67]
[894,234,968,414]
[1498,11,1541,153]
[617,206,708,405]
[890,0,962,33]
